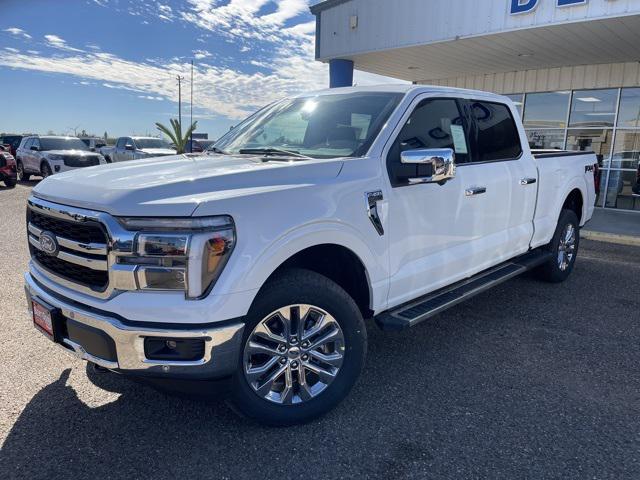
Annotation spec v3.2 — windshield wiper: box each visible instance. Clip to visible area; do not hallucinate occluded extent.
[237,147,311,159]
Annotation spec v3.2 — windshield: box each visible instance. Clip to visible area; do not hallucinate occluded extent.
[40,137,90,151]
[214,92,403,159]
[135,138,173,149]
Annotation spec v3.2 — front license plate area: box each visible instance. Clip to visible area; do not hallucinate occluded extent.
[32,299,59,340]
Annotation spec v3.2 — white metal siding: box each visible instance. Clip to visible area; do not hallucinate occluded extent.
[421,62,640,94]
[317,0,640,60]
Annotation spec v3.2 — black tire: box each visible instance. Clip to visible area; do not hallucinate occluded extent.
[4,178,16,188]
[535,209,580,283]
[229,268,367,426]
[105,156,112,164]
[16,161,30,182]
[41,162,52,179]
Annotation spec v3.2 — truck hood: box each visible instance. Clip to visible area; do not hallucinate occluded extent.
[32,154,343,217]
[139,148,176,156]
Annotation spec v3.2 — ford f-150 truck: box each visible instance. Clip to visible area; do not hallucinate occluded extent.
[100,136,175,163]
[24,85,596,425]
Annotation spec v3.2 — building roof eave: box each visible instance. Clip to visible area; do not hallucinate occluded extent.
[310,0,351,16]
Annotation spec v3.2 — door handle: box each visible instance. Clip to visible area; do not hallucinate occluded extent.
[465,186,487,197]
[520,177,537,185]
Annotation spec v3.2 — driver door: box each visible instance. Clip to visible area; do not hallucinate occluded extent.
[385,96,511,308]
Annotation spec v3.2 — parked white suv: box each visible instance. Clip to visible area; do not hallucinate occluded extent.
[23,86,596,425]
[16,136,107,181]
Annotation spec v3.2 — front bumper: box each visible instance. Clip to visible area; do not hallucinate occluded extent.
[24,272,245,379]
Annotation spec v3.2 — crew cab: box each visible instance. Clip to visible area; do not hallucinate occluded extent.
[15,136,107,181]
[23,86,596,425]
[100,136,175,163]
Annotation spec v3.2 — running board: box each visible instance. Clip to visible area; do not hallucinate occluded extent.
[375,249,552,332]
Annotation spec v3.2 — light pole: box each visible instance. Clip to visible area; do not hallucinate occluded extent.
[190,60,194,153]
[176,75,184,133]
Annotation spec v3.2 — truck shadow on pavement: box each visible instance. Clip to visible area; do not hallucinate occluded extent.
[2,251,639,479]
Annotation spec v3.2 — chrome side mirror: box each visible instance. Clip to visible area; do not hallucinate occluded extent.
[400,148,456,184]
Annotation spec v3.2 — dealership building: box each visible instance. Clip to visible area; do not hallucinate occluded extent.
[311,0,640,212]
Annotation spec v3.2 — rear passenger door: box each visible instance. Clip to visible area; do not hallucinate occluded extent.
[467,100,537,258]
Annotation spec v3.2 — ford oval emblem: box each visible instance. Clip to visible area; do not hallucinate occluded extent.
[39,231,59,256]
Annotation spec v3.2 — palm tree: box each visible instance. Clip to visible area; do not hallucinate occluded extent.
[155,118,198,154]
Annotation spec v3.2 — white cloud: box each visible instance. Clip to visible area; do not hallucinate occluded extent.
[193,49,212,59]
[3,27,32,39]
[5,47,20,53]
[138,95,164,101]
[0,47,324,119]
[44,34,84,52]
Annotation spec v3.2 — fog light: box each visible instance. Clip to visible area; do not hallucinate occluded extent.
[144,337,205,361]
[54,165,61,172]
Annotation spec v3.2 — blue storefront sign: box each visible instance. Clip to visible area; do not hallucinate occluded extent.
[510,0,588,15]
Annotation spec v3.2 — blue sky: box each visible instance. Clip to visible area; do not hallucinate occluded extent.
[0,0,401,140]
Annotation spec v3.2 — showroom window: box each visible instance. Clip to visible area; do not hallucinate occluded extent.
[617,88,640,128]
[569,89,618,128]
[523,91,571,128]
[508,87,640,211]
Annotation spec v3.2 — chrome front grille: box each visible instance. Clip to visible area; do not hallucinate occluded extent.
[26,197,141,299]
[27,210,109,292]
[63,155,101,167]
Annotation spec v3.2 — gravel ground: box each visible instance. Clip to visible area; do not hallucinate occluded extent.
[1,182,639,479]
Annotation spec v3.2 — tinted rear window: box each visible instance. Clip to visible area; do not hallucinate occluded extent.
[471,101,522,162]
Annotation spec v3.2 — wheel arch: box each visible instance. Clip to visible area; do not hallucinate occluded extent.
[561,188,584,224]
[261,243,374,319]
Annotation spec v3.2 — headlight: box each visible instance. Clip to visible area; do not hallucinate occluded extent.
[47,154,64,161]
[116,216,235,299]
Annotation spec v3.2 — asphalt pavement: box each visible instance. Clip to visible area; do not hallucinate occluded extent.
[1,181,639,479]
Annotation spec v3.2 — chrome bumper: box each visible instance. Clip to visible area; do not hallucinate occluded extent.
[24,272,244,379]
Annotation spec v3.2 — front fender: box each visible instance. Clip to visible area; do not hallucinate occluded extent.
[214,220,388,315]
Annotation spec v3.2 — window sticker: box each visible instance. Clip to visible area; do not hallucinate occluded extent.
[450,125,468,154]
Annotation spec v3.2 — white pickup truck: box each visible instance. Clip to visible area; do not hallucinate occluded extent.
[24,85,596,425]
[100,136,175,163]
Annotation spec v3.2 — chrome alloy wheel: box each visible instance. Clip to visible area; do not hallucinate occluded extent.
[243,304,345,405]
[557,223,576,271]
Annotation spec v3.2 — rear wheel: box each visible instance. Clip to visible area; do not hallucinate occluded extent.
[40,162,52,179]
[229,269,367,426]
[4,178,16,188]
[535,209,580,283]
[17,161,30,182]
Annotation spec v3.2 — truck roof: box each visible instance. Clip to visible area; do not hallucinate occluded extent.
[293,84,511,102]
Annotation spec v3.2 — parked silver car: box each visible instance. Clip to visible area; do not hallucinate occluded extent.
[16,136,107,181]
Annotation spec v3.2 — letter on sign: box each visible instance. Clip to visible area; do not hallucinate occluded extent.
[557,0,587,6]
[510,0,539,14]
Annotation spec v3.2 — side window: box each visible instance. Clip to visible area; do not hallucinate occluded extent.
[389,99,470,164]
[23,138,33,150]
[126,138,135,149]
[470,101,522,162]
[32,138,41,150]
[116,138,125,149]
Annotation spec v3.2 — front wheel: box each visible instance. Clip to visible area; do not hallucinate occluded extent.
[17,161,30,182]
[229,269,367,426]
[535,209,580,283]
[4,178,16,188]
[40,162,52,179]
